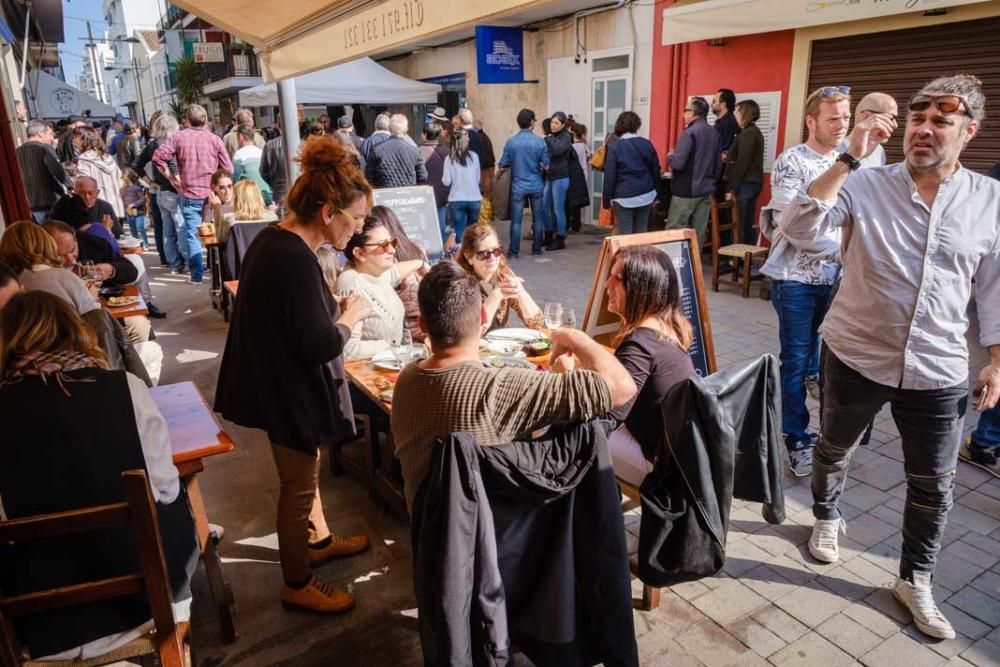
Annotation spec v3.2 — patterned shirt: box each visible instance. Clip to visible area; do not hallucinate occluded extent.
[152,128,232,200]
[782,163,1000,389]
[761,143,841,285]
[391,361,612,511]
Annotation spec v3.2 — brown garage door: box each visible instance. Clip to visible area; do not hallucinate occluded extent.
[807,16,1000,174]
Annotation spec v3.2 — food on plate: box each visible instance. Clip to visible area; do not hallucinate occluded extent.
[522,338,553,356]
[483,355,536,370]
[107,296,139,307]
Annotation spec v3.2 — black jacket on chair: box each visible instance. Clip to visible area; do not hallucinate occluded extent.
[411,420,637,667]
[223,220,273,283]
[638,354,784,587]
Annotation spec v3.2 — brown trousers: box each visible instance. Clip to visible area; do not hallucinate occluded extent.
[269,443,331,583]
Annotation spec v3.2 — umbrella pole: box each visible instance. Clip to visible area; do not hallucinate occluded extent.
[278,78,301,185]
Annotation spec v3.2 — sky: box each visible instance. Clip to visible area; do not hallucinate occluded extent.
[58,0,109,84]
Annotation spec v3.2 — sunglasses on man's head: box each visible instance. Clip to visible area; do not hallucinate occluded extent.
[474,247,504,261]
[363,238,398,254]
[817,85,851,97]
[908,94,969,116]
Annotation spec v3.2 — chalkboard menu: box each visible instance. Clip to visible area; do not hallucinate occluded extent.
[372,185,445,263]
[583,229,716,377]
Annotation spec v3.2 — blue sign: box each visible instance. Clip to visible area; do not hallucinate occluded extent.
[475,26,524,85]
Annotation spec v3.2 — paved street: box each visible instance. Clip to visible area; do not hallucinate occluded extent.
[147,222,999,666]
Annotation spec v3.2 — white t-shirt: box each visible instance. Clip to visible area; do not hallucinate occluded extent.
[761,143,842,285]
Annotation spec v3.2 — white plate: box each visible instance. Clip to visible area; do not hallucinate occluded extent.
[119,238,141,248]
[484,328,544,343]
[370,346,426,371]
[484,339,526,356]
[483,355,537,370]
[370,350,404,372]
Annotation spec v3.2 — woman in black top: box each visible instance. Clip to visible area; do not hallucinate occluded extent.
[724,99,766,245]
[542,111,574,251]
[215,137,374,614]
[605,246,696,484]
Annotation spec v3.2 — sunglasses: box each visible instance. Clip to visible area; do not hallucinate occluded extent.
[907,94,969,116]
[683,108,693,113]
[816,85,851,97]
[473,247,504,261]
[363,238,398,254]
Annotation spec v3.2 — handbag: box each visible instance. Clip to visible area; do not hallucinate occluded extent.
[590,144,607,171]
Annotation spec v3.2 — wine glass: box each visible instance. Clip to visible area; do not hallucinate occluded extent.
[561,309,577,330]
[544,302,563,330]
[392,330,413,368]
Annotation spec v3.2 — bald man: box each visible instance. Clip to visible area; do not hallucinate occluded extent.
[844,92,899,168]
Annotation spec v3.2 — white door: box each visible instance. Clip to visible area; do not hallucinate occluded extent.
[590,76,630,221]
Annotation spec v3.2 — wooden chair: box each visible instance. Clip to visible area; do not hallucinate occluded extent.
[710,197,768,298]
[0,470,191,667]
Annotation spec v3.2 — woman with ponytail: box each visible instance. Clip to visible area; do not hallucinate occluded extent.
[215,137,374,614]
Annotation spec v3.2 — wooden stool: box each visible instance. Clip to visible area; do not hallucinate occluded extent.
[710,198,768,298]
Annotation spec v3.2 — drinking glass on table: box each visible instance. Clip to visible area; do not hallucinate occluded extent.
[392,330,414,368]
[544,302,563,330]
[561,309,577,330]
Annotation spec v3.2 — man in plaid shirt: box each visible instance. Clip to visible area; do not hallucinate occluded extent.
[153,104,232,283]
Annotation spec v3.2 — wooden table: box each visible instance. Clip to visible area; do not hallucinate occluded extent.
[200,233,226,318]
[121,245,144,256]
[150,381,238,643]
[101,284,149,318]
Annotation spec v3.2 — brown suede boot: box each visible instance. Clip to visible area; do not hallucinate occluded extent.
[308,533,370,567]
[280,576,354,613]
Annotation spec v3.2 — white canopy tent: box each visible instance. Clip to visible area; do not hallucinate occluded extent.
[238,57,439,107]
[24,69,118,120]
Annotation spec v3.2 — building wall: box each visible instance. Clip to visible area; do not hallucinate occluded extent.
[380,3,653,147]
[784,0,1000,146]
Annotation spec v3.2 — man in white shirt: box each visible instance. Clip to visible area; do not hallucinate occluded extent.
[782,74,1000,641]
[760,86,851,477]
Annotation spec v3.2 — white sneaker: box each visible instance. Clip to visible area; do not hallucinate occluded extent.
[808,518,845,563]
[892,572,955,639]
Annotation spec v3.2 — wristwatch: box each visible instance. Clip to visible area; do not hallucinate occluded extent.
[836,152,861,172]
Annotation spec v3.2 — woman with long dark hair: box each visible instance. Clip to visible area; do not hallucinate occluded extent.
[215,137,374,614]
[605,246,695,484]
[441,128,482,242]
[367,205,430,343]
[542,111,573,250]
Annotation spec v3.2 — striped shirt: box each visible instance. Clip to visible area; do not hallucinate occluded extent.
[152,128,232,200]
[391,361,612,511]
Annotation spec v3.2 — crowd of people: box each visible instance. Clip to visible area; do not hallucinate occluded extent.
[1,70,998,661]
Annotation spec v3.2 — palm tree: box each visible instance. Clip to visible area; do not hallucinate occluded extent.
[174,56,203,106]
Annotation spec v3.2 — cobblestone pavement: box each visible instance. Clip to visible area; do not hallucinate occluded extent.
[148,222,999,666]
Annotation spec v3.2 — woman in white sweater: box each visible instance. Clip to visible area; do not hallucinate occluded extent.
[335,217,428,361]
[441,128,481,242]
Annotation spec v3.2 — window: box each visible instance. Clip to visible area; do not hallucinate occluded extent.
[591,54,629,72]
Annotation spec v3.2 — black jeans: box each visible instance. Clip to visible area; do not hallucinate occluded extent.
[813,347,967,580]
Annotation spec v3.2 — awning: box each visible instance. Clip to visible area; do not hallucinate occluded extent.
[24,69,119,119]
[238,57,439,106]
[169,0,551,82]
[660,0,991,45]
